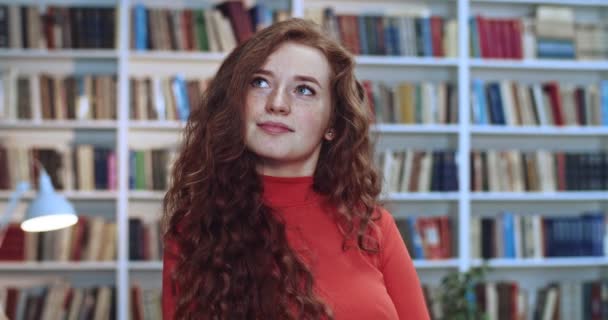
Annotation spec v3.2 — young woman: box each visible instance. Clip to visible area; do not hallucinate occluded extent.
[162,18,430,320]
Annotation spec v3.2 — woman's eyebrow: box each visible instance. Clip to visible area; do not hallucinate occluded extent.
[294,75,322,89]
[254,69,323,89]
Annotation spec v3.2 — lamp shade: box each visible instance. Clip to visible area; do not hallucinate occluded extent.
[20,170,78,232]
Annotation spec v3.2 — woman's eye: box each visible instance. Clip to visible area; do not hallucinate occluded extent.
[251,77,269,88]
[296,85,315,96]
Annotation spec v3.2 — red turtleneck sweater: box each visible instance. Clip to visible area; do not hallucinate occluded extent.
[162,175,430,319]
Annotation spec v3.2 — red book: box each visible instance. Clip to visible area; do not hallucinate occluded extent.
[182,10,194,51]
[5,287,19,319]
[438,216,451,258]
[510,283,519,319]
[216,1,254,44]
[70,216,88,261]
[574,88,586,125]
[348,16,361,55]
[495,19,507,58]
[131,286,144,320]
[510,19,523,59]
[417,217,442,260]
[500,19,515,59]
[543,82,565,126]
[0,146,8,189]
[591,282,602,320]
[476,16,490,58]
[107,151,117,190]
[430,16,444,57]
[361,80,376,122]
[0,224,25,261]
[493,19,505,58]
[45,7,56,49]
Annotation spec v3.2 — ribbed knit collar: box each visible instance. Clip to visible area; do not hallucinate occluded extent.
[261,175,323,208]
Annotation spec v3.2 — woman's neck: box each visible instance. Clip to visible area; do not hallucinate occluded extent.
[256,158,317,177]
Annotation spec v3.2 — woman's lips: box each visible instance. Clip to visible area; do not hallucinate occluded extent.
[258,121,294,134]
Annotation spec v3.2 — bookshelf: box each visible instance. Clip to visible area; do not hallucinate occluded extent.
[0,0,607,318]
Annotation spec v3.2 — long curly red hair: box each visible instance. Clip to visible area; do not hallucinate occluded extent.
[162,18,383,319]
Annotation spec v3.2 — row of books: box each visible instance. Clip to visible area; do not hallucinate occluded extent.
[0,70,117,121]
[470,211,606,259]
[470,150,608,192]
[3,280,605,320]
[471,79,608,126]
[131,1,289,52]
[538,281,608,320]
[471,6,608,60]
[1,283,115,320]
[129,218,163,261]
[394,215,453,260]
[376,150,458,193]
[0,144,117,191]
[129,149,177,191]
[0,6,116,49]
[472,281,608,320]
[423,279,608,320]
[307,8,457,57]
[130,76,210,121]
[131,285,160,320]
[363,80,458,125]
[0,216,116,262]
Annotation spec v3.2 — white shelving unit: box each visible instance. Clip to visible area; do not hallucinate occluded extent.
[1,0,607,318]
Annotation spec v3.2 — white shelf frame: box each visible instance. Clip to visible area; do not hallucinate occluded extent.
[472,257,608,268]
[0,262,118,271]
[1,0,607,319]
[470,0,608,7]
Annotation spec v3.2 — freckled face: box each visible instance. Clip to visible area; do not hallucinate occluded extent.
[244,42,333,176]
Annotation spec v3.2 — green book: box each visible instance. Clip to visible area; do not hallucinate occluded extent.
[195,9,209,51]
[415,84,422,124]
[135,151,146,190]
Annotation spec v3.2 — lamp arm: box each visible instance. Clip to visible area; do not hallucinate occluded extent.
[0,182,30,234]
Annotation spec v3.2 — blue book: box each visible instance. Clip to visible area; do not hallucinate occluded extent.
[469,17,480,58]
[472,79,488,124]
[600,81,608,125]
[171,75,190,122]
[487,83,506,125]
[129,150,136,190]
[390,19,400,56]
[408,216,425,259]
[357,16,368,55]
[421,17,433,57]
[249,4,272,31]
[536,39,575,59]
[502,212,515,258]
[133,4,148,50]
